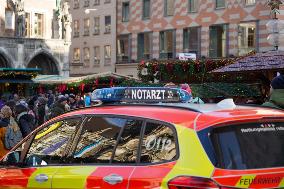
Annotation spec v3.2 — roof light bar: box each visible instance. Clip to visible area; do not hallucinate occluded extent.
[92,87,192,103]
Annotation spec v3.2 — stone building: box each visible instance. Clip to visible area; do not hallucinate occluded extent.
[0,0,71,76]
[116,0,279,77]
[69,0,116,76]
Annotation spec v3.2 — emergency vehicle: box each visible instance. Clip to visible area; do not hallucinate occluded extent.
[0,87,284,189]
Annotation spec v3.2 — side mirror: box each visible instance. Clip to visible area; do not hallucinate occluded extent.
[1,151,21,166]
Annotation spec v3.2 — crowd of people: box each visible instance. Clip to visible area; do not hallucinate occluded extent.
[0,90,93,158]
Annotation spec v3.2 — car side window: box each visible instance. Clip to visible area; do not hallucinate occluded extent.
[72,116,125,164]
[140,122,177,163]
[25,118,81,166]
[113,119,143,163]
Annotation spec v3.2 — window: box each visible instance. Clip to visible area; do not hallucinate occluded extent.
[93,17,100,35]
[165,0,175,16]
[113,120,143,163]
[94,0,100,5]
[73,48,80,62]
[216,0,225,8]
[84,18,90,36]
[209,24,228,58]
[34,13,43,37]
[105,0,111,3]
[238,22,257,56]
[188,0,197,12]
[210,122,284,169]
[25,13,31,37]
[25,118,81,166]
[4,9,14,30]
[183,27,201,57]
[74,20,79,37]
[138,32,152,60]
[245,0,255,5]
[72,117,125,164]
[74,0,79,9]
[140,122,177,163]
[122,2,130,22]
[160,30,175,59]
[94,46,100,64]
[104,45,111,64]
[84,0,90,7]
[117,34,131,63]
[143,0,150,19]
[84,47,90,62]
[105,16,111,34]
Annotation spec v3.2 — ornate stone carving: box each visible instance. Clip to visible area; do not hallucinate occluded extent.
[15,0,25,37]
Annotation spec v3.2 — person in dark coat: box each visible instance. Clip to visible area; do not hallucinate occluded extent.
[14,104,35,138]
[37,97,47,126]
[69,94,77,110]
[49,96,67,119]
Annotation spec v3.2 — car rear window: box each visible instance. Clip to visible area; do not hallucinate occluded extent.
[205,122,284,170]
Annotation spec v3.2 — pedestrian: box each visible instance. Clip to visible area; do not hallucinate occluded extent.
[14,104,35,138]
[37,97,47,126]
[1,106,22,150]
[84,92,92,107]
[0,106,11,158]
[263,74,284,109]
[5,100,16,116]
[47,93,55,108]
[69,94,77,110]
[77,100,85,109]
[49,96,67,119]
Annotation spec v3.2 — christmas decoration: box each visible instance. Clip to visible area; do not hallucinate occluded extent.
[138,52,256,84]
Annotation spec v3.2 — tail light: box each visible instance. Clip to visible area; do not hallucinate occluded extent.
[168,176,231,189]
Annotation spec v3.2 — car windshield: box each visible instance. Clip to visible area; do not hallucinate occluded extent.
[210,122,284,170]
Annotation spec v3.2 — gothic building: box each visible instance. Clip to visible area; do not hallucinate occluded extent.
[0,0,72,76]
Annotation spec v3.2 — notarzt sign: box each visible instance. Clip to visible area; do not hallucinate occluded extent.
[124,88,180,102]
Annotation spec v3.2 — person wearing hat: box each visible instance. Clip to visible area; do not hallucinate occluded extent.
[263,74,284,109]
[49,96,67,119]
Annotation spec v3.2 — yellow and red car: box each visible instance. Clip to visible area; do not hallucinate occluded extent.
[1,87,284,189]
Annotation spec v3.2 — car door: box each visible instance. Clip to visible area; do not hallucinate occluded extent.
[128,121,178,189]
[52,116,143,189]
[0,117,82,189]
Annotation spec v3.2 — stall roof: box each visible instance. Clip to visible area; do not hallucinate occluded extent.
[213,51,284,73]
[0,68,41,72]
[33,72,140,84]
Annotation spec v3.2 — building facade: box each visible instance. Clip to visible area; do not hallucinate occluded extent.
[69,0,116,76]
[116,0,276,76]
[0,0,71,76]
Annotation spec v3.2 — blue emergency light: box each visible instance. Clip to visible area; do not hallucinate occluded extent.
[92,87,192,103]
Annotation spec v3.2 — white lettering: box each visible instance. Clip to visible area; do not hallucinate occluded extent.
[165,139,172,151]
[156,90,161,100]
[137,89,143,99]
[142,90,147,99]
[146,90,151,99]
[146,136,156,151]
[132,89,136,99]
[161,90,166,99]
[151,90,156,99]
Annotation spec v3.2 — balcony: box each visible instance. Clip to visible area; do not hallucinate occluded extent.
[83,30,90,36]
[93,28,100,35]
[105,26,111,34]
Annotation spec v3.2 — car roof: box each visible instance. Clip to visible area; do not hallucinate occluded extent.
[57,103,284,131]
